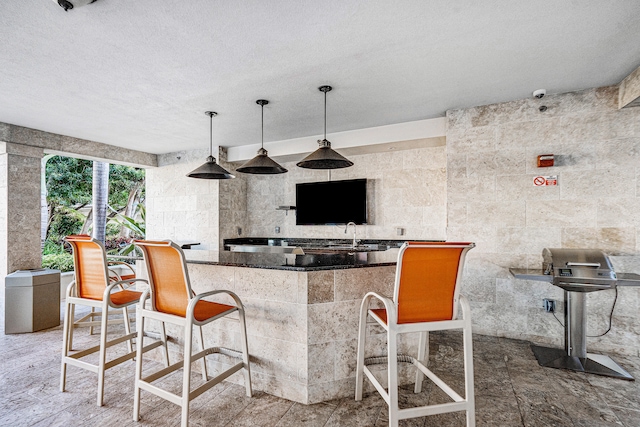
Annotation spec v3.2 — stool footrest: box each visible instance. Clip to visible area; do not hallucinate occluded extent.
[364,354,415,365]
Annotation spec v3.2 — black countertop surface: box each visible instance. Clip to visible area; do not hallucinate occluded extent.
[184,249,401,271]
[112,238,441,272]
[223,237,427,250]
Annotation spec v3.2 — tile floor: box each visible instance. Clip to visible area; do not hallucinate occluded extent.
[1,301,640,426]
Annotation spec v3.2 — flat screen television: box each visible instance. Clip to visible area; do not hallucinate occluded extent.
[296,178,367,225]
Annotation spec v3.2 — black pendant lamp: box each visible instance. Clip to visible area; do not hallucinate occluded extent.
[237,100,287,174]
[187,111,235,179]
[297,85,353,169]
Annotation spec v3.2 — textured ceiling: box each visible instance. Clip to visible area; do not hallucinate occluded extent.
[1,1,640,155]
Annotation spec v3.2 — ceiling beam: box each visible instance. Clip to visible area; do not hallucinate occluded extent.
[0,122,157,167]
[226,117,446,163]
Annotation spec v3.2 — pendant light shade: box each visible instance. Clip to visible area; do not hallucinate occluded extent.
[237,100,288,174]
[187,111,235,179]
[297,85,353,169]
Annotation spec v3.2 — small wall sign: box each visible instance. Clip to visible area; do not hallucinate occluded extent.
[537,154,555,167]
[533,175,557,186]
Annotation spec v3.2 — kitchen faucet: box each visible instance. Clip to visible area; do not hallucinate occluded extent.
[345,222,358,248]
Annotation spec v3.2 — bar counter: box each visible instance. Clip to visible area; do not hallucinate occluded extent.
[136,247,419,404]
[183,248,400,271]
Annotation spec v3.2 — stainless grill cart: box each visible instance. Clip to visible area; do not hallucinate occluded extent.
[511,248,640,380]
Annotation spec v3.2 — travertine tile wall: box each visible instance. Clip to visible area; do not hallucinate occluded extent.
[219,149,249,250]
[243,144,447,241]
[146,148,248,250]
[147,144,446,246]
[446,86,640,355]
[0,143,45,280]
[0,153,7,279]
[146,149,221,249]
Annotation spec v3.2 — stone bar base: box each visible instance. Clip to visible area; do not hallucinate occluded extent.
[138,262,421,404]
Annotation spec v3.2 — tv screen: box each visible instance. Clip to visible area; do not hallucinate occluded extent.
[296,179,367,225]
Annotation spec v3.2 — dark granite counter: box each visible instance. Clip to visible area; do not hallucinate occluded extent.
[113,238,441,271]
[223,237,433,250]
[183,248,400,271]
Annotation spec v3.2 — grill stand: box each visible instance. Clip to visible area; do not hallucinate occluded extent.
[531,290,634,380]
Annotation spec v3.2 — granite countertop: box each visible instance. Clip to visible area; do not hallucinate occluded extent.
[184,249,400,271]
[223,237,431,250]
[111,238,442,272]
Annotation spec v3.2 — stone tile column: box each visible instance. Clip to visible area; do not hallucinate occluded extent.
[0,142,44,281]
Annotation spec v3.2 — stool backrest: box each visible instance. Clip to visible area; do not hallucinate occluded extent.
[134,240,192,317]
[65,235,110,300]
[394,242,475,324]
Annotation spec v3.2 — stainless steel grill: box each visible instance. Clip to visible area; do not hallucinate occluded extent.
[511,248,640,381]
[542,248,617,292]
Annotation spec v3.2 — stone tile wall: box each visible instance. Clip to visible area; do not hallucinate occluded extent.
[243,144,447,241]
[146,148,248,250]
[0,143,45,280]
[146,149,218,248]
[219,149,249,250]
[446,86,640,355]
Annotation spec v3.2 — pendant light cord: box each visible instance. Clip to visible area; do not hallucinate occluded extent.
[324,89,327,140]
[261,103,264,149]
[209,114,213,157]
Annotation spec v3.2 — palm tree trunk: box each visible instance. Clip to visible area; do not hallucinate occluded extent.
[40,154,55,250]
[92,161,109,243]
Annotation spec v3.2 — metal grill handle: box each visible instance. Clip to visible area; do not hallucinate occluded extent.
[566,262,601,268]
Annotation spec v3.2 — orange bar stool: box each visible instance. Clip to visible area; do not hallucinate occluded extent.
[60,235,168,407]
[132,240,252,427]
[355,241,476,427]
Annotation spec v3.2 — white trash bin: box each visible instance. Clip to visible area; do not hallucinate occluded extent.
[5,268,61,334]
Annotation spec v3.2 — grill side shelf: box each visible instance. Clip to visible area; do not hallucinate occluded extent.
[509,268,553,282]
[617,273,640,287]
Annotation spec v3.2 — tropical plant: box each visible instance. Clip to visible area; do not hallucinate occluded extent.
[42,253,74,272]
[109,205,146,255]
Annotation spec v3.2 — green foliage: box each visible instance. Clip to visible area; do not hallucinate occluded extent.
[109,205,146,256]
[44,155,146,252]
[106,222,121,237]
[42,253,74,272]
[46,156,93,207]
[43,239,67,256]
[45,157,145,209]
[108,164,146,208]
[47,206,85,243]
[112,204,146,237]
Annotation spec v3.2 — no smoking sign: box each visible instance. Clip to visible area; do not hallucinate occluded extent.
[533,175,557,186]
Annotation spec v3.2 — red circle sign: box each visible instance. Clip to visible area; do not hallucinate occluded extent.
[533,176,546,186]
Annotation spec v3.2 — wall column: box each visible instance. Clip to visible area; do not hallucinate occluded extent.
[0,142,44,281]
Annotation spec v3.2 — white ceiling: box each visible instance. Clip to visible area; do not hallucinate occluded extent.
[1,1,640,155]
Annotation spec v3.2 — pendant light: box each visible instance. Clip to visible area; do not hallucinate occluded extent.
[297,85,353,169]
[237,100,288,174]
[187,111,235,179]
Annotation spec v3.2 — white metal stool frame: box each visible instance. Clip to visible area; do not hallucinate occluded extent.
[60,235,168,407]
[80,261,138,338]
[132,240,252,427]
[355,241,476,427]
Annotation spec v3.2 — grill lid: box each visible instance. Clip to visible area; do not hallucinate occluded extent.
[542,248,617,292]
